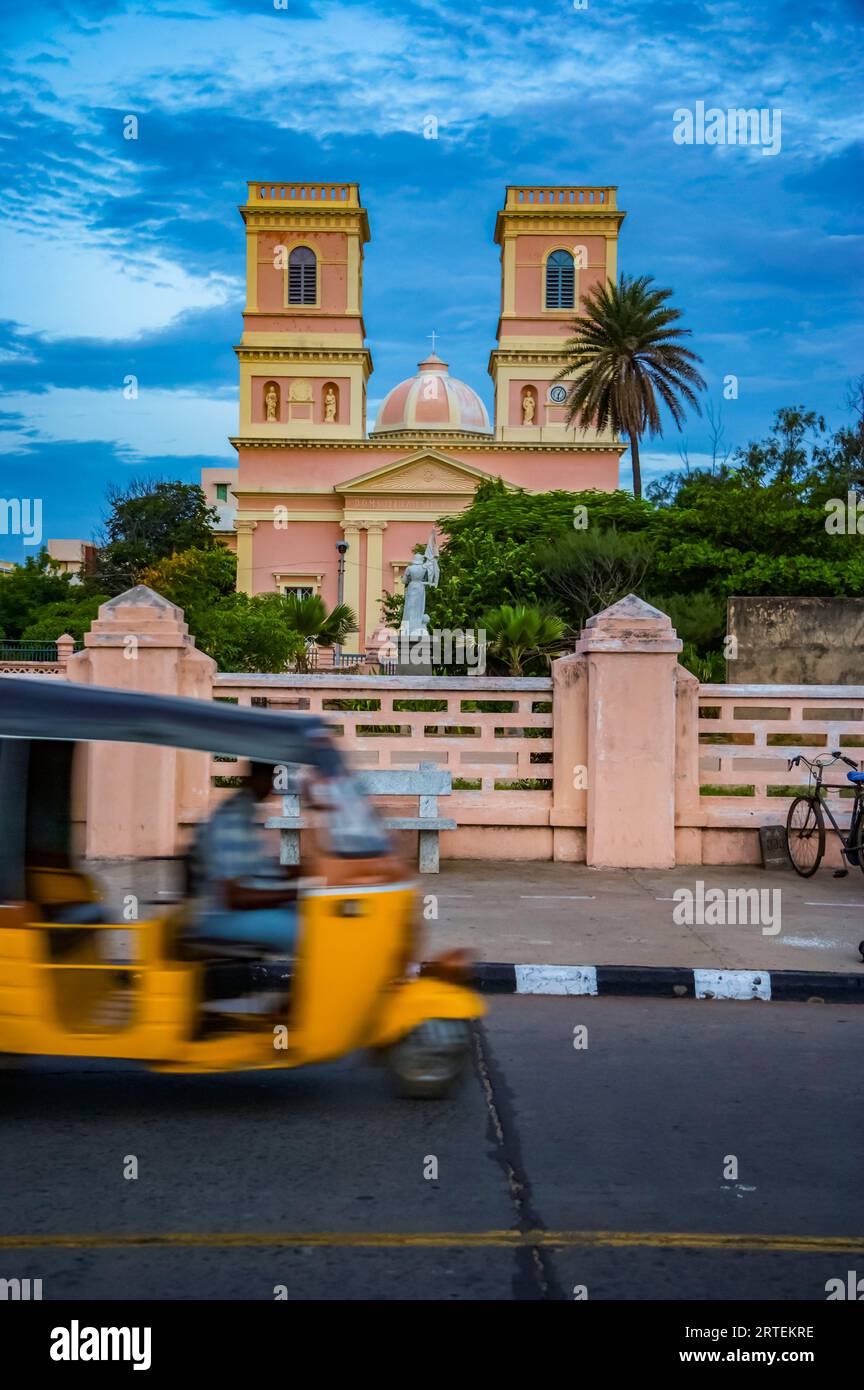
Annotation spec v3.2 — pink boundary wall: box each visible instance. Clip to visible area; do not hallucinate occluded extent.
[15,586,860,869]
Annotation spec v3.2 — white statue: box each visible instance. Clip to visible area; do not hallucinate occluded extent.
[399,533,439,639]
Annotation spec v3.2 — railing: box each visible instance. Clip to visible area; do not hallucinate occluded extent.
[0,640,61,663]
[247,182,358,205]
[505,185,617,209]
[0,637,81,677]
[212,674,554,827]
[697,684,864,825]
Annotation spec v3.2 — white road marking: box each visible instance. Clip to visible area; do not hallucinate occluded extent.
[694,969,771,1001]
[805,900,864,908]
[515,965,598,995]
[780,935,845,950]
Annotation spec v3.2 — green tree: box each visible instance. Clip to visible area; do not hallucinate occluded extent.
[278,593,357,672]
[481,603,567,676]
[0,551,97,640]
[139,548,356,672]
[195,594,306,673]
[555,274,706,500]
[645,590,726,651]
[540,527,654,626]
[141,546,237,631]
[20,591,107,644]
[94,480,219,594]
[382,480,655,635]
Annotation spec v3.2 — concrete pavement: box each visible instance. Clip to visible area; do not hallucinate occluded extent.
[420,861,864,974]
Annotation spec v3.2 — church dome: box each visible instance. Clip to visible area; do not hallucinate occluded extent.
[371,353,491,435]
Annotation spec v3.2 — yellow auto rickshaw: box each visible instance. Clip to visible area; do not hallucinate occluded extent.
[0,676,483,1096]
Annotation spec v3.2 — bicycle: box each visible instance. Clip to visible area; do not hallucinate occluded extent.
[785,750,864,878]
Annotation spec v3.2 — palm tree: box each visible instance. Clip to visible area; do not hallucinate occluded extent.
[280,593,357,672]
[482,603,567,677]
[554,274,706,500]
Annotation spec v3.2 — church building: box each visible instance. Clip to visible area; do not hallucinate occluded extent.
[203,181,626,652]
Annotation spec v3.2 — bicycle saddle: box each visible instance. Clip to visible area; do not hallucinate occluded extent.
[847,770,864,783]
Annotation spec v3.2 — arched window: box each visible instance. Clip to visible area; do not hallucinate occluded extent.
[545,250,575,309]
[288,246,317,305]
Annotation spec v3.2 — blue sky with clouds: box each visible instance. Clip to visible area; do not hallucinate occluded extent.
[0,0,862,559]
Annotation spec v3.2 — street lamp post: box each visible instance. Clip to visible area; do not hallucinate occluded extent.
[335,539,349,669]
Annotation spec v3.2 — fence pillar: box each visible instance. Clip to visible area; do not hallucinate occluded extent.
[550,652,589,861]
[55,633,75,669]
[674,665,703,864]
[66,586,216,859]
[577,594,682,869]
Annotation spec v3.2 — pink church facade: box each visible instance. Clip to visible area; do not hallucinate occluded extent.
[204,182,627,651]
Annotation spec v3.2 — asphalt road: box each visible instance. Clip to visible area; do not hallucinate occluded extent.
[1,997,861,1301]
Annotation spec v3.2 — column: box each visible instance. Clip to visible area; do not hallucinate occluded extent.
[235,517,257,595]
[549,650,589,862]
[246,230,258,311]
[66,586,216,858]
[346,234,360,314]
[340,520,362,653]
[364,521,387,652]
[578,594,682,869]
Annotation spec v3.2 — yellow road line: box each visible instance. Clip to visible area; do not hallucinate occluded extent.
[0,1230,860,1254]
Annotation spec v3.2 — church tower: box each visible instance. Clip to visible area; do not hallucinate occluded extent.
[488,185,626,442]
[236,181,372,439]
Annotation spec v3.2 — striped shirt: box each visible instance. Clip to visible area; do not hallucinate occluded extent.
[194,788,269,915]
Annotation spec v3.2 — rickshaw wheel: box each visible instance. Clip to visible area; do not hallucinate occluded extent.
[385,1019,471,1099]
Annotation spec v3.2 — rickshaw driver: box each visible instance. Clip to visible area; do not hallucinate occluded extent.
[190,760,300,955]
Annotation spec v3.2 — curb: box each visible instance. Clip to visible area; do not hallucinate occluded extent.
[443,962,864,1004]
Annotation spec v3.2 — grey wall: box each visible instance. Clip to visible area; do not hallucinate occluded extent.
[726,597,864,684]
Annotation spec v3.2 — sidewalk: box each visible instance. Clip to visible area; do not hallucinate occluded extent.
[422,861,864,974]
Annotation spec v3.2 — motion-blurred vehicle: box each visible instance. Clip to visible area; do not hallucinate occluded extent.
[0,677,482,1097]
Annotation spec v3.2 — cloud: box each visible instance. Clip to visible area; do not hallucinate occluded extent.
[0,0,861,525]
[0,385,237,462]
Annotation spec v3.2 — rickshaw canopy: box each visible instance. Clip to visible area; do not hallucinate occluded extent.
[0,676,344,771]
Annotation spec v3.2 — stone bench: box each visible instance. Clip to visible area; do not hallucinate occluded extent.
[266,762,455,873]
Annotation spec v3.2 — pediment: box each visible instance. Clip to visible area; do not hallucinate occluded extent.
[336,451,496,495]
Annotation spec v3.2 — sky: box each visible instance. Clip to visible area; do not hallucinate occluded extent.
[0,0,862,560]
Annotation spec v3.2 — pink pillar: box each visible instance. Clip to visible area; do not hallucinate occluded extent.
[577,594,682,869]
[674,665,702,864]
[66,586,216,859]
[55,633,75,669]
[550,652,589,862]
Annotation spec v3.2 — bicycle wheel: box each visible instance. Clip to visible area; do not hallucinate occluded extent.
[848,806,864,876]
[786,796,825,877]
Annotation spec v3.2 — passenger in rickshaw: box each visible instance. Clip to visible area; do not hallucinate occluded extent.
[190,761,299,956]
